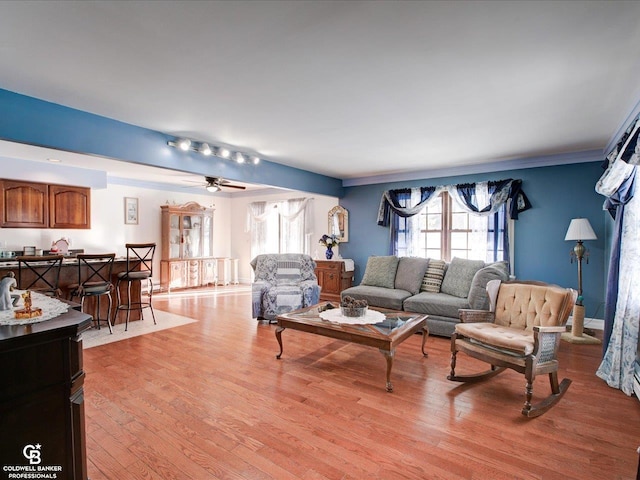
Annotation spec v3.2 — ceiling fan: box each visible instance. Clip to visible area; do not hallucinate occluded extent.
[182,176,247,192]
[202,176,246,192]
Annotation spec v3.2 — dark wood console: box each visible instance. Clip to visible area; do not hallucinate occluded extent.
[0,306,92,480]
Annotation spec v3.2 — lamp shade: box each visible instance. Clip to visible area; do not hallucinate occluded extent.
[565,218,597,241]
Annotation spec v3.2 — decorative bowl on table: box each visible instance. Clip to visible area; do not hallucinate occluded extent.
[340,305,368,318]
[340,295,368,317]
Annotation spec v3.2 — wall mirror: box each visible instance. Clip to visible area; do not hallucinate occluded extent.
[328,205,349,242]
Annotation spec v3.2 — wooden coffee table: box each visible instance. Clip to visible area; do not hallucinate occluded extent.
[275,302,429,392]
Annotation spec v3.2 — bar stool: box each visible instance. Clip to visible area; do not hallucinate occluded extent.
[69,253,116,333]
[17,254,64,297]
[113,243,156,331]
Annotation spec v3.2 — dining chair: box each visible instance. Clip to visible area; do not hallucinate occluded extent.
[69,253,116,333]
[113,243,156,331]
[16,254,64,297]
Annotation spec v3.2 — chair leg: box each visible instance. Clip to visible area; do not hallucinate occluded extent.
[105,292,113,334]
[521,372,572,418]
[147,278,156,325]
[125,280,132,331]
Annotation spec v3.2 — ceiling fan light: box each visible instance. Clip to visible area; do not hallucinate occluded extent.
[206,184,221,193]
[199,143,212,156]
[251,155,260,165]
[177,138,191,151]
[235,152,245,164]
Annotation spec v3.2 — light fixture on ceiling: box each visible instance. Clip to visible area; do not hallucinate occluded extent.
[177,138,191,151]
[199,143,212,156]
[205,184,221,193]
[168,137,261,166]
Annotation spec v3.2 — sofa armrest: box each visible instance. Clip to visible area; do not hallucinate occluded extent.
[533,325,566,334]
[459,309,495,323]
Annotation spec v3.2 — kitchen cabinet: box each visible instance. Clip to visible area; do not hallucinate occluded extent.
[0,179,48,228]
[315,259,354,303]
[0,180,90,229]
[160,202,215,291]
[49,184,91,229]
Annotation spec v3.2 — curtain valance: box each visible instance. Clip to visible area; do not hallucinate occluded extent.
[377,179,530,226]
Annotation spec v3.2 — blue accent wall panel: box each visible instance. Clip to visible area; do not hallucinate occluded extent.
[338,161,606,318]
[0,88,343,197]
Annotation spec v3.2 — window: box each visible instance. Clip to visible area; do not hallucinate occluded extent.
[248,198,313,259]
[395,191,506,262]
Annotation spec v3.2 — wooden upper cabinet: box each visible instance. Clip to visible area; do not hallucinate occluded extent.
[0,180,49,228]
[0,180,90,229]
[49,185,91,229]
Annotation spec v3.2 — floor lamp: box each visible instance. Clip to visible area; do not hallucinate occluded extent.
[562,218,601,344]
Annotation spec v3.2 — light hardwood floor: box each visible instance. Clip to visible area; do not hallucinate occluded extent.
[83,286,640,479]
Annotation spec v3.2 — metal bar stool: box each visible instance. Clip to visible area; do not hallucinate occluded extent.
[69,253,116,334]
[17,254,64,297]
[113,243,156,331]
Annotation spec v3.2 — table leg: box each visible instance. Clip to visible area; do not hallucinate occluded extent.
[379,348,395,392]
[421,325,429,357]
[275,326,285,359]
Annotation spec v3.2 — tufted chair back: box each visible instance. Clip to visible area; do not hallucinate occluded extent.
[488,280,575,331]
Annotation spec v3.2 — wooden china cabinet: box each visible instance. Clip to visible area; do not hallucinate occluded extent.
[160,202,216,291]
[314,259,354,303]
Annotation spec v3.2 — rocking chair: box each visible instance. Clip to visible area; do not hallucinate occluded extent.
[448,279,576,417]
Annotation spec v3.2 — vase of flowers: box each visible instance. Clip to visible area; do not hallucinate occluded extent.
[319,234,340,260]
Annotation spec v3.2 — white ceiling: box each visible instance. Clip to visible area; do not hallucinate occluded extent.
[1,1,640,186]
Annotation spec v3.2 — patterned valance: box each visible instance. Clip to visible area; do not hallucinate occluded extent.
[377,179,531,226]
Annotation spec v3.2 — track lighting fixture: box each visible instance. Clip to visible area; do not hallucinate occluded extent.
[199,143,212,156]
[177,138,191,151]
[168,137,262,166]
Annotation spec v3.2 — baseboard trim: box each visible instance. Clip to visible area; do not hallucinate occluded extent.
[567,316,604,331]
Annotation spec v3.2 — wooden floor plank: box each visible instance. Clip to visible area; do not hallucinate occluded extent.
[82,286,640,480]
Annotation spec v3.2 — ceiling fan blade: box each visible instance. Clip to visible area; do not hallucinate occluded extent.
[221,184,246,190]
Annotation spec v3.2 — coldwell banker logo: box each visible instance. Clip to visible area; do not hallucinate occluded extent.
[2,443,63,479]
[23,445,41,465]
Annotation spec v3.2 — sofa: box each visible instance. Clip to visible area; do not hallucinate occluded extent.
[250,253,321,322]
[340,256,510,337]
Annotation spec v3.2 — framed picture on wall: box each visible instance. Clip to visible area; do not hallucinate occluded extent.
[124,197,139,225]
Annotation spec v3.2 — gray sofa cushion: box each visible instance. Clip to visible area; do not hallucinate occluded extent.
[403,291,470,318]
[341,285,411,310]
[394,257,429,295]
[360,256,399,289]
[440,257,485,298]
[467,262,510,309]
[420,259,447,292]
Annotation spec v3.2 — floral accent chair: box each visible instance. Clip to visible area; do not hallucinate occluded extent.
[250,254,321,322]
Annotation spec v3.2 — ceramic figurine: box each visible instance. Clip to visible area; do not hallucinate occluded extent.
[0,272,17,310]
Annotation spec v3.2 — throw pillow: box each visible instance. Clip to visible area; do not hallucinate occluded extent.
[360,256,399,289]
[467,265,510,309]
[440,257,485,298]
[394,257,429,295]
[420,259,447,293]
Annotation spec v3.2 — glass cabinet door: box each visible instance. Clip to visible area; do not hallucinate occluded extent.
[169,214,180,259]
[183,214,202,258]
[202,214,212,257]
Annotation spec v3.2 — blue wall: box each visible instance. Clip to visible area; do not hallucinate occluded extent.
[338,161,607,318]
[0,88,344,197]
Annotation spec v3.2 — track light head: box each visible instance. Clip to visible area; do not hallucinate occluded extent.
[251,156,260,165]
[234,152,246,164]
[177,138,191,151]
[199,143,212,156]
[218,147,230,159]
